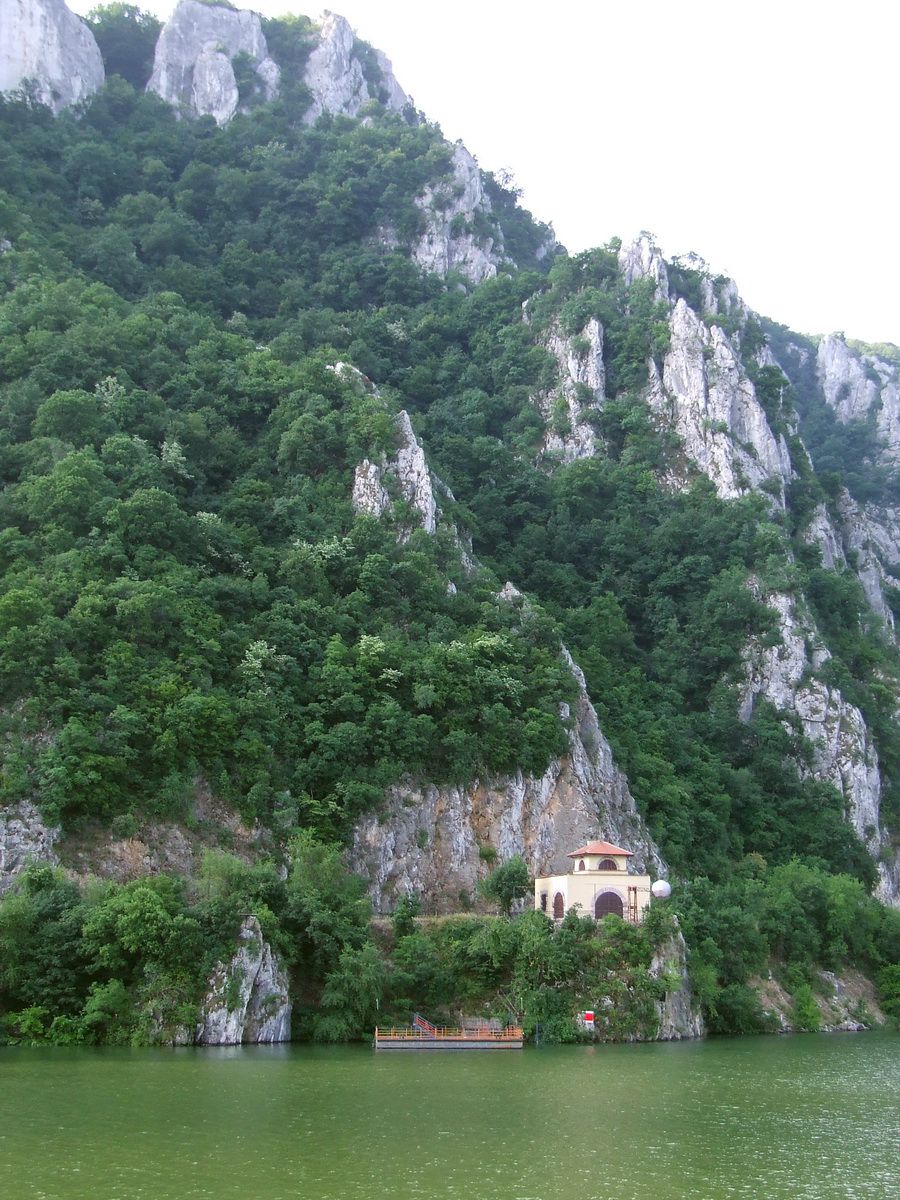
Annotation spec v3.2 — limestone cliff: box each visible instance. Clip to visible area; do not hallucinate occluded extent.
[0,800,59,894]
[302,12,407,125]
[147,5,408,128]
[352,408,439,536]
[618,233,669,300]
[147,0,279,125]
[651,928,705,1040]
[0,0,104,113]
[740,589,899,904]
[810,335,900,627]
[647,297,792,500]
[194,915,292,1045]
[349,645,665,913]
[534,317,605,464]
[817,334,900,463]
[347,374,669,916]
[752,967,886,1033]
[409,143,504,285]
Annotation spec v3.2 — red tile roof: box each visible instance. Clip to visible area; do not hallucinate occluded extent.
[567,841,633,858]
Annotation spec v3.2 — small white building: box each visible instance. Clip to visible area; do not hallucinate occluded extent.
[534,840,652,924]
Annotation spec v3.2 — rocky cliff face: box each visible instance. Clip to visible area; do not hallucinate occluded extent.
[808,335,900,629]
[0,0,104,113]
[740,589,899,904]
[349,643,665,913]
[534,317,605,463]
[147,6,408,128]
[302,11,407,124]
[648,297,792,500]
[0,800,59,894]
[147,0,279,125]
[194,915,291,1045]
[146,5,497,282]
[352,408,439,535]
[818,335,900,463]
[651,928,705,1040]
[752,967,886,1032]
[618,233,669,300]
[409,143,503,285]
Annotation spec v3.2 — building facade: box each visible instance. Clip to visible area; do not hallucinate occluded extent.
[534,840,652,923]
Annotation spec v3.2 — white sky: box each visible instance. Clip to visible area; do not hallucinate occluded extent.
[72,0,900,344]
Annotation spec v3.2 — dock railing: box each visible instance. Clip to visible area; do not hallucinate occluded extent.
[375,1024,524,1042]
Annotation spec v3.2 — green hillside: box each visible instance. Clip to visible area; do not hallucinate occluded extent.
[1,7,898,1043]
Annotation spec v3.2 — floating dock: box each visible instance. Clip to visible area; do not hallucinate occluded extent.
[374,1013,523,1050]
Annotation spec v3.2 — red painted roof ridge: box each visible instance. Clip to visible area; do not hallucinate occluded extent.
[567,840,634,857]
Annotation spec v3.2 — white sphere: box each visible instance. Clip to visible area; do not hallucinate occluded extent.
[651,879,672,899]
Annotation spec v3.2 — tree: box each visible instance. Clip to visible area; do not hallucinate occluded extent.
[478,856,531,917]
[86,5,162,89]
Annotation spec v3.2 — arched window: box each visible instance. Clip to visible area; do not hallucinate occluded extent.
[553,892,565,919]
[578,859,586,871]
[597,858,617,870]
[595,892,624,920]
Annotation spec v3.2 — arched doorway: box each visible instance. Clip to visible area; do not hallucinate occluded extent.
[595,892,623,919]
[553,892,565,919]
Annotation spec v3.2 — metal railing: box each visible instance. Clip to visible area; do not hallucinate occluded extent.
[375,1025,523,1041]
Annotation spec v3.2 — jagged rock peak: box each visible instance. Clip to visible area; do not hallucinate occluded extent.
[618,233,669,301]
[535,317,605,464]
[0,0,104,113]
[649,299,792,500]
[817,334,900,463]
[195,915,292,1045]
[147,0,279,126]
[302,11,408,125]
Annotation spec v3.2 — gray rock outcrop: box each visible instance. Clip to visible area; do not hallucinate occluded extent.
[147,0,279,125]
[195,915,291,1044]
[410,143,503,284]
[0,800,59,894]
[535,317,605,463]
[648,298,793,500]
[0,0,104,112]
[352,409,438,535]
[817,335,900,463]
[302,11,407,124]
[651,928,705,1040]
[740,589,898,904]
[347,369,666,913]
[618,233,669,300]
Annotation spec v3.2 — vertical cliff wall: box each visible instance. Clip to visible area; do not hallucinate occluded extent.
[0,0,104,112]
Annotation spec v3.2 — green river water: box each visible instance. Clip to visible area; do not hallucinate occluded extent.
[1,1034,898,1200]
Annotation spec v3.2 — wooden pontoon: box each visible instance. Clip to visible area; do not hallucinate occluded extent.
[374,1013,523,1050]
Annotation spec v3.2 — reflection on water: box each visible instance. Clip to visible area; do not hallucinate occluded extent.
[1,1033,898,1199]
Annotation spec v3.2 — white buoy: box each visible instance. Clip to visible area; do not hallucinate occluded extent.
[651,879,672,899]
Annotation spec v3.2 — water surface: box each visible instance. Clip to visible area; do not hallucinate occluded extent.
[1,1034,898,1199]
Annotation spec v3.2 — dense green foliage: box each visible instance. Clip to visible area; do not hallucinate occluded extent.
[0,10,897,1041]
[0,851,673,1046]
[86,4,162,90]
[677,856,900,1032]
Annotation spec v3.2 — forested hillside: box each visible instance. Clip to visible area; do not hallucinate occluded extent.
[1,2,898,1044]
